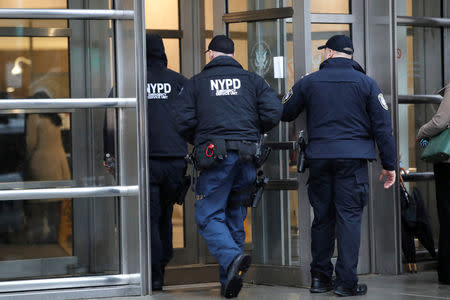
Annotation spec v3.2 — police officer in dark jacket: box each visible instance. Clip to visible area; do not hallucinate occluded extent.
[146,33,188,291]
[172,35,282,298]
[282,35,396,297]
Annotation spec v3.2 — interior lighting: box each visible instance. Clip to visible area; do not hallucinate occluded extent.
[11,56,32,75]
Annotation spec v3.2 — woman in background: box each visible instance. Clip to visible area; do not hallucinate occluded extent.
[25,91,72,255]
[417,83,450,285]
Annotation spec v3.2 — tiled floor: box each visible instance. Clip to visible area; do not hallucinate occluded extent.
[92,271,450,300]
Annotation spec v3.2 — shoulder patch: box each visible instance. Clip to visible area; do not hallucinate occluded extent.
[282,88,293,104]
[378,93,388,110]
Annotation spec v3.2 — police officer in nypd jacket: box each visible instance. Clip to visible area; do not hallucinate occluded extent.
[146,33,188,291]
[172,35,282,298]
[281,35,396,297]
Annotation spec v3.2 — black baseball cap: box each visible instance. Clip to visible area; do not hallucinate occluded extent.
[318,35,354,55]
[206,35,234,54]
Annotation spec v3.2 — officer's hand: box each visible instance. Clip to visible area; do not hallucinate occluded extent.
[103,160,115,175]
[379,169,396,189]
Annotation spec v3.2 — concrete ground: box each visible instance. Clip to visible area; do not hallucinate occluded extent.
[91,271,450,300]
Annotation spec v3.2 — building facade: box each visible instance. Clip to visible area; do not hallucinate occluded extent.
[0,0,448,298]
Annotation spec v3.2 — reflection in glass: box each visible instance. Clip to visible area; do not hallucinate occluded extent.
[397,23,443,250]
[311,23,351,72]
[311,0,350,14]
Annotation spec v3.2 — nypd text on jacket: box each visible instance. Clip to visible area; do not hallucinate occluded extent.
[172,55,283,145]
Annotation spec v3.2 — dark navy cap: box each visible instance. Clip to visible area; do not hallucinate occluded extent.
[206,35,234,54]
[318,35,354,55]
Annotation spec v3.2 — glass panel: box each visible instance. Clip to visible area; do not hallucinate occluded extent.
[0,108,118,187]
[163,38,180,73]
[397,0,442,17]
[145,0,179,30]
[0,0,67,8]
[229,18,293,147]
[311,0,350,14]
[172,204,184,248]
[311,23,351,72]
[0,37,69,98]
[227,0,290,13]
[0,20,115,99]
[0,19,68,28]
[229,18,297,265]
[0,197,120,280]
[289,189,299,265]
[397,24,443,250]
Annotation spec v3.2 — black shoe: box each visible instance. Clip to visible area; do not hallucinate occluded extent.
[334,284,367,297]
[310,277,334,293]
[152,280,163,291]
[222,253,252,298]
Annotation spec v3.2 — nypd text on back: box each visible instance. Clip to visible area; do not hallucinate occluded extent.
[147,83,172,99]
[210,78,241,96]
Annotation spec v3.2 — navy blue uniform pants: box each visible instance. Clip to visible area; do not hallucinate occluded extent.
[149,158,186,283]
[433,163,450,284]
[194,152,256,285]
[308,159,368,289]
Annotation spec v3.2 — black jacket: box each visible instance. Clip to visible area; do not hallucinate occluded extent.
[146,35,187,157]
[172,56,282,145]
[281,58,396,170]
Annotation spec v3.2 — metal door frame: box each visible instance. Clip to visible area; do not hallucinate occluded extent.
[0,1,150,297]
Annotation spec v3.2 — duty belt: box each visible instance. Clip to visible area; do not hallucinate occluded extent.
[225,140,243,151]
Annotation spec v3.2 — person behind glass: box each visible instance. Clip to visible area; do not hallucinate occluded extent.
[171,35,282,298]
[281,35,396,297]
[25,91,72,251]
[416,83,450,285]
[145,33,188,291]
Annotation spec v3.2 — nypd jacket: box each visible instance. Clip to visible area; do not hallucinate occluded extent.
[147,57,188,157]
[172,56,283,145]
[281,57,396,171]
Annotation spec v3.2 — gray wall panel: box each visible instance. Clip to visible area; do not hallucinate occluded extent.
[365,0,401,275]
[115,0,140,275]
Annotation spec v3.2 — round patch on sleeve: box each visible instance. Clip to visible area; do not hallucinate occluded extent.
[282,88,293,104]
[378,93,388,110]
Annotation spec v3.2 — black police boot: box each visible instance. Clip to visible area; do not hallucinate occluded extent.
[310,276,334,293]
[334,283,367,297]
[222,253,252,298]
[152,280,163,291]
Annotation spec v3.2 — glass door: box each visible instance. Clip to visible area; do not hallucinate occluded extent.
[0,0,138,293]
[225,0,300,280]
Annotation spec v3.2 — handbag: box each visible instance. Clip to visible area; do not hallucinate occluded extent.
[421,127,450,163]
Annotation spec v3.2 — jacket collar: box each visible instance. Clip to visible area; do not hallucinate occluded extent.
[319,57,366,74]
[203,55,243,71]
